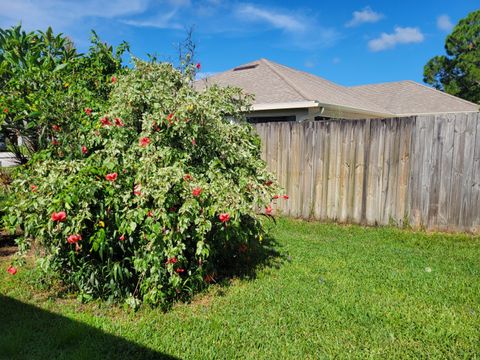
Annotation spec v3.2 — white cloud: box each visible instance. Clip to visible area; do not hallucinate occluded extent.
[346,7,383,27]
[121,9,183,29]
[437,14,454,32]
[368,26,424,51]
[235,4,306,33]
[0,0,149,31]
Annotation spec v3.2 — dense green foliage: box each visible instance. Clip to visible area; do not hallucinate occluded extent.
[0,25,128,163]
[1,219,479,358]
[3,60,280,308]
[423,10,480,104]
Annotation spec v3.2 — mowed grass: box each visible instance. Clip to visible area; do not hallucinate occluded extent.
[1,218,479,359]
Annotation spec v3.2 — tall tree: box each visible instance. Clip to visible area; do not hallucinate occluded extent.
[423,10,480,104]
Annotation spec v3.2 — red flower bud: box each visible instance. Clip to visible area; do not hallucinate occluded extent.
[265,205,272,215]
[219,213,230,223]
[67,234,82,244]
[3,108,8,114]
[167,113,174,124]
[183,174,193,181]
[52,125,61,132]
[7,265,17,275]
[114,117,124,127]
[51,211,67,222]
[119,234,125,241]
[81,145,88,154]
[100,117,112,126]
[196,63,201,70]
[273,195,280,200]
[111,76,117,83]
[265,180,273,186]
[166,257,177,265]
[84,108,92,116]
[139,137,150,147]
[175,268,185,274]
[191,138,196,146]
[105,172,118,182]
[147,210,154,217]
[192,187,202,197]
[283,195,289,200]
[31,185,38,192]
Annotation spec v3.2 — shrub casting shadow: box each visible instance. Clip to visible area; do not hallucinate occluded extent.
[0,295,180,360]
[211,231,286,285]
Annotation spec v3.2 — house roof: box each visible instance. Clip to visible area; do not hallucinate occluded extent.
[348,80,479,115]
[195,58,479,117]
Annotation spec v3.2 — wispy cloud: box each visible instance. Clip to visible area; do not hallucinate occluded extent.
[121,9,183,29]
[437,14,454,32]
[368,26,424,51]
[0,0,149,31]
[235,4,306,33]
[345,7,383,27]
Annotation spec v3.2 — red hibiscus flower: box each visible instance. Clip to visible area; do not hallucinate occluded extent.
[51,211,67,222]
[105,172,118,182]
[67,234,82,244]
[84,108,92,116]
[273,195,280,200]
[51,139,59,146]
[192,187,202,197]
[100,116,112,126]
[52,125,61,132]
[166,257,177,265]
[283,195,289,200]
[31,185,38,192]
[183,174,193,182]
[3,108,8,114]
[265,205,272,215]
[133,183,142,196]
[81,145,88,154]
[219,213,230,223]
[119,234,125,241]
[114,117,124,127]
[196,63,201,70]
[139,137,150,147]
[7,265,17,275]
[175,268,185,274]
[111,76,117,83]
[265,180,273,186]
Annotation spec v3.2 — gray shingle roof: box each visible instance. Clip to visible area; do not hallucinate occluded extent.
[348,80,479,115]
[195,58,479,116]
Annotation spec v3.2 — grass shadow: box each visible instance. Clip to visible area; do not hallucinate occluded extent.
[0,295,180,360]
[211,230,287,284]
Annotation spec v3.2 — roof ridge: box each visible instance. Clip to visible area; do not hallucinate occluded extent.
[260,59,310,101]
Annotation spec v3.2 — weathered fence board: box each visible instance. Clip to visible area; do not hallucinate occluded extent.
[255,112,480,232]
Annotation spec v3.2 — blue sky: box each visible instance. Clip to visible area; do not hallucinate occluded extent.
[0,0,477,86]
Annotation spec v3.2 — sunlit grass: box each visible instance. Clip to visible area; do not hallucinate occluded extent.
[1,218,479,359]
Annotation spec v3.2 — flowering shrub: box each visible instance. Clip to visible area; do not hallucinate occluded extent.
[4,60,281,308]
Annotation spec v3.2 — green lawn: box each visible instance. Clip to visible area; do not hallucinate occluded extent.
[1,218,479,359]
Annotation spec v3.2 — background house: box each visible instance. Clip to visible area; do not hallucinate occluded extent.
[195,58,479,122]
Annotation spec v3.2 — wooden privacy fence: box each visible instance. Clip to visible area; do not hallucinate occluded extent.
[254,112,480,233]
